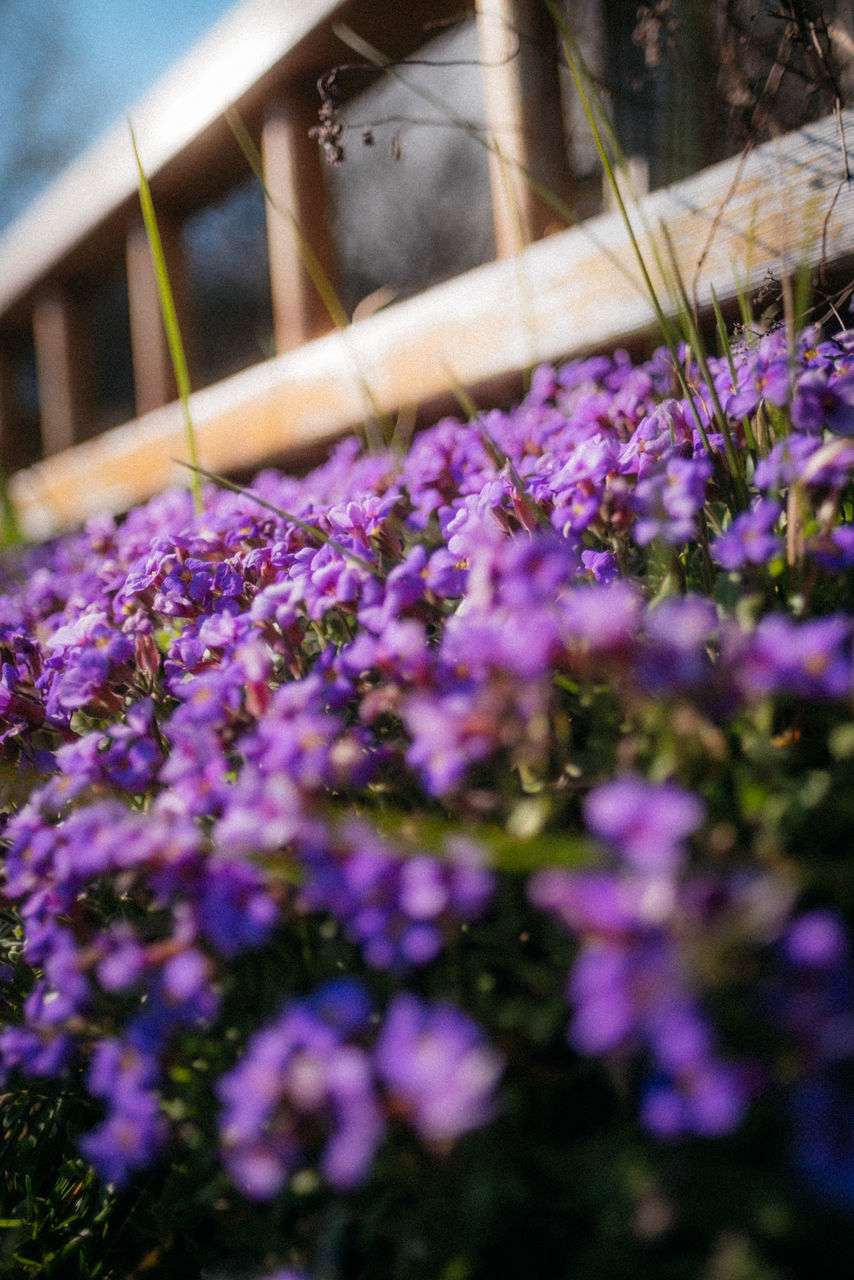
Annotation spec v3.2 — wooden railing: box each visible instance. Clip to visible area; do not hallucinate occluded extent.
[0,0,852,539]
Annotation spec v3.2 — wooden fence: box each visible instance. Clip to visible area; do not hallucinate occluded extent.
[0,0,852,539]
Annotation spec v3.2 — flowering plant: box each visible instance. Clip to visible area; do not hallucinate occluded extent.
[4,316,854,1275]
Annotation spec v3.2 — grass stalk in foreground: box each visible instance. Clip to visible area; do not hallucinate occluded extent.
[542,2,679,350]
[129,117,202,514]
[225,109,349,332]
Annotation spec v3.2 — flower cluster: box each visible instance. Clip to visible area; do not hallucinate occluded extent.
[217,979,501,1199]
[3,318,854,1274]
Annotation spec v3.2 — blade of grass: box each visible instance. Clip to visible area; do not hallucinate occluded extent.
[542,3,677,347]
[0,460,22,548]
[128,117,202,513]
[541,0,741,502]
[549,2,763,520]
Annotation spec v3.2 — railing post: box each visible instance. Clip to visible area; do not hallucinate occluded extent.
[475,0,572,256]
[32,287,93,456]
[262,93,339,353]
[126,217,194,416]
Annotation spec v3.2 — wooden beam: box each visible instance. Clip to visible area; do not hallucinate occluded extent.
[126,218,194,415]
[9,109,854,538]
[262,96,339,352]
[475,0,572,255]
[32,288,93,456]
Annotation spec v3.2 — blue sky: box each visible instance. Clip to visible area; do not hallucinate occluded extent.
[0,0,234,228]
[67,0,235,119]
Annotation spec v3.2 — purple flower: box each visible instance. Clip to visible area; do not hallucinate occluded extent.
[712,499,783,571]
[753,435,821,491]
[568,938,643,1053]
[547,434,618,533]
[43,612,135,715]
[196,859,279,958]
[212,768,305,860]
[531,867,753,1141]
[403,682,498,796]
[239,675,345,789]
[79,1090,167,1187]
[784,910,850,969]
[632,454,712,547]
[741,613,852,700]
[529,868,640,937]
[79,1039,167,1186]
[374,994,502,1145]
[561,581,644,666]
[96,924,146,992]
[584,776,704,875]
[638,596,720,698]
[14,314,854,1221]
[217,980,384,1197]
[620,401,695,477]
[24,929,90,1026]
[641,1061,749,1138]
[297,823,494,971]
[772,910,854,1207]
[53,696,163,794]
[722,339,790,418]
[809,524,854,571]
[580,549,619,583]
[792,367,854,435]
[0,1026,74,1080]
